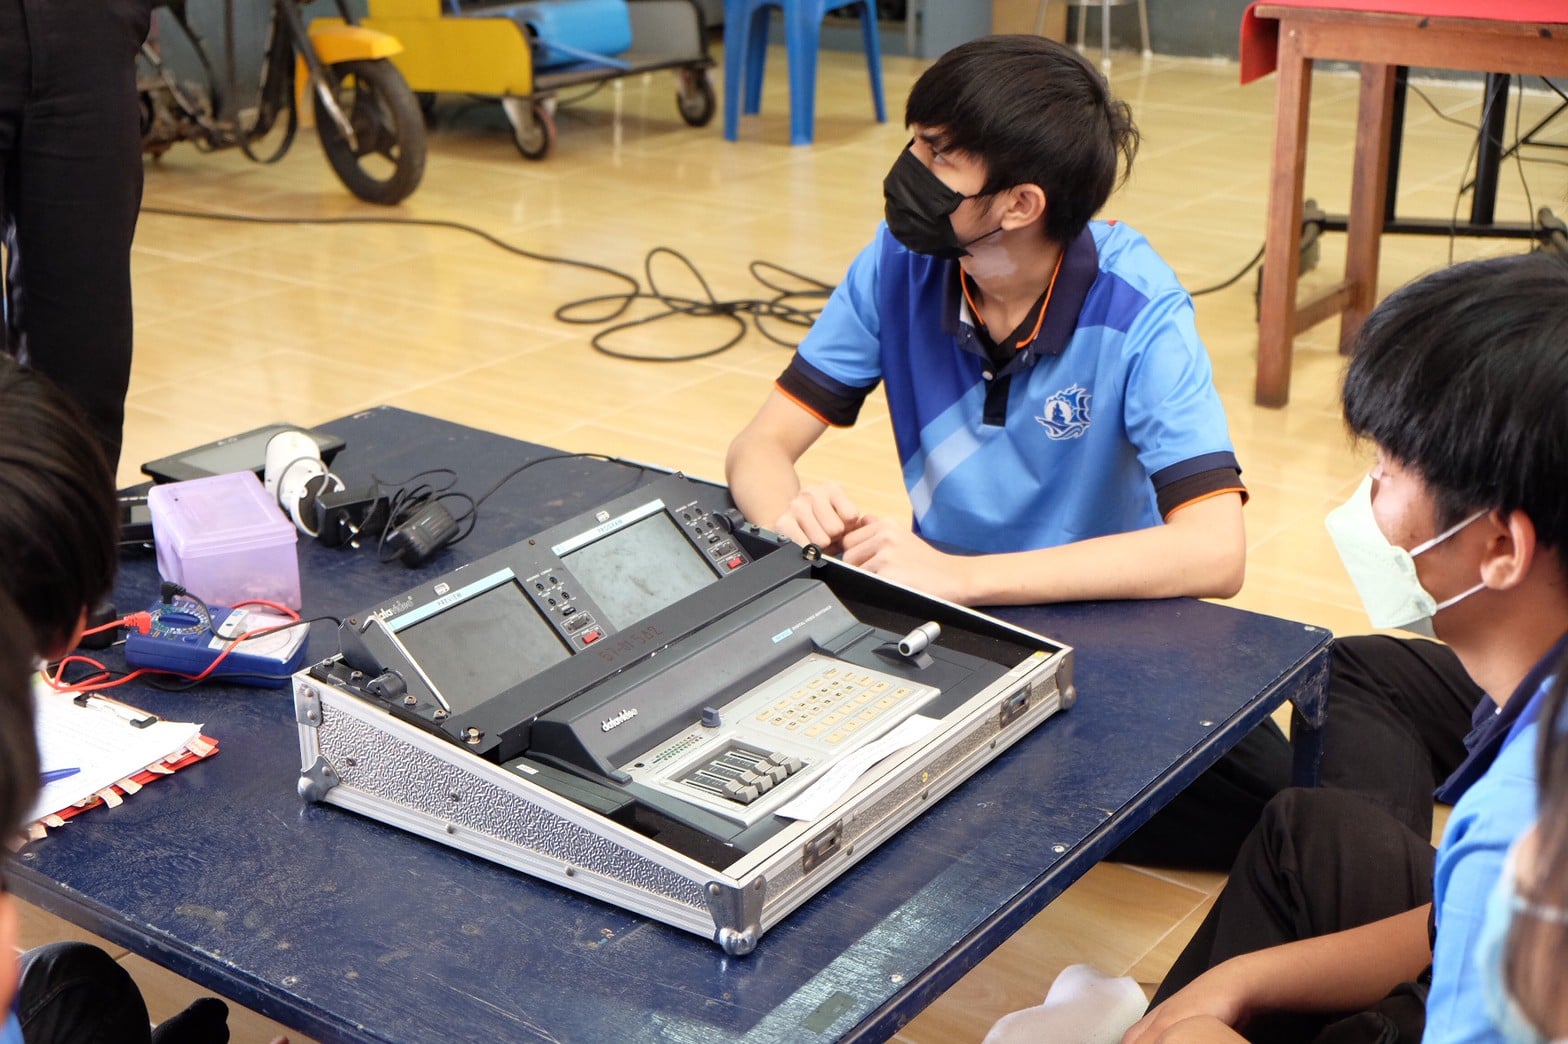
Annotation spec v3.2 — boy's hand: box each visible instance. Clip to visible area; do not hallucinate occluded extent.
[772,482,864,552]
[1122,965,1254,1044]
[1139,1016,1246,1043]
[839,519,971,604]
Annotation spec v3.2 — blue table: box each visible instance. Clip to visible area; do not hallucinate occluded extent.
[11,407,1331,1043]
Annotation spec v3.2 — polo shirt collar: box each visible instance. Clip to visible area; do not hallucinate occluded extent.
[1435,627,1568,803]
[1032,226,1100,357]
[947,226,1101,368]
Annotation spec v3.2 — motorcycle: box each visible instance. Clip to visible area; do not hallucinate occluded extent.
[139,0,427,205]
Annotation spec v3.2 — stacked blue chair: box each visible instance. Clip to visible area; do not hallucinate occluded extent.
[723,0,886,146]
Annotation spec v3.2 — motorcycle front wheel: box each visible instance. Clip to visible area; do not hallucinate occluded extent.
[314,58,426,205]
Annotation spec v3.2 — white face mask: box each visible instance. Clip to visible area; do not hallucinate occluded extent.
[1324,475,1487,636]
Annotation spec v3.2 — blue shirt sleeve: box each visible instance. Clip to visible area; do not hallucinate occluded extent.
[793,231,885,392]
[1425,722,1540,1043]
[1117,284,1238,485]
[2,1010,22,1044]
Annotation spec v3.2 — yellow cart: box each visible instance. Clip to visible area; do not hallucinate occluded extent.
[319,0,715,159]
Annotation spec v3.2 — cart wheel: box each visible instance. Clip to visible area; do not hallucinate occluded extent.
[676,69,715,128]
[503,97,556,161]
[417,92,439,121]
[315,59,427,206]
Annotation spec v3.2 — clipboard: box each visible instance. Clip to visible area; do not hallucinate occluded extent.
[26,677,218,833]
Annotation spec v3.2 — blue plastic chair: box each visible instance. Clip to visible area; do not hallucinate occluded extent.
[722,0,886,146]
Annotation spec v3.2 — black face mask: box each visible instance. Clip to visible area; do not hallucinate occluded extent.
[882,145,1001,259]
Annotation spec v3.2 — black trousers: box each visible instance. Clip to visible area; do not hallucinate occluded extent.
[1113,635,1482,871]
[1152,788,1435,1044]
[16,942,231,1044]
[16,942,150,1044]
[0,0,149,473]
[1313,635,1483,840]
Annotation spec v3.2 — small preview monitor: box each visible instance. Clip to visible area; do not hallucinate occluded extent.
[393,578,569,715]
[563,510,715,631]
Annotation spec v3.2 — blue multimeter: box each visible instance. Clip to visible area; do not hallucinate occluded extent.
[123,602,309,688]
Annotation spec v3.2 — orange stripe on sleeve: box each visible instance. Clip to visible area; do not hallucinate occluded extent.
[1163,486,1249,522]
[774,381,837,427]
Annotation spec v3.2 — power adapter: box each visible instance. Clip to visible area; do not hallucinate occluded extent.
[386,501,460,568]
[313,485,391,549]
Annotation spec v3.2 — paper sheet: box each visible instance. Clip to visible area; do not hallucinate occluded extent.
[26,677,202,825]
[774,714,942,822]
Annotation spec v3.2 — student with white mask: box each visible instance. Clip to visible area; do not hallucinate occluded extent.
[1125,251,1568,1044]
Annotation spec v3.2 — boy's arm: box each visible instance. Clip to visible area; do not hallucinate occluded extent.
[841,490,1244,605]
[726,390,862,549]
[1147,1017,1247,1044]
[1122,905,1433,1044]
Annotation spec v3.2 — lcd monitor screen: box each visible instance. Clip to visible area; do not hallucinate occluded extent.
[394,580,569,715]
[564,512,716,631]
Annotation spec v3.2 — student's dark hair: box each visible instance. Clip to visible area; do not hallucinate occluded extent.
[1507,651,1568,1035]
[0,587,40,839]
[904,34,1139,245]
[1341,252,1568,557]
[0,356,119,655]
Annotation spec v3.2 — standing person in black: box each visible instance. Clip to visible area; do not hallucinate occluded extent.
[0,0,150,473]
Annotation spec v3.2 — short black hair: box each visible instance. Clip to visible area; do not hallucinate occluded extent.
[0,587,40,838]
[1342,252,1568,558]
[904,34,1139,245]
[0,357,119,655]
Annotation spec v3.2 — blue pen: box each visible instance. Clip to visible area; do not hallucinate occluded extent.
[40,767,80,784]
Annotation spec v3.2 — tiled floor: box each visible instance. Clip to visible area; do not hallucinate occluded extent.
[16,33,1559,1042]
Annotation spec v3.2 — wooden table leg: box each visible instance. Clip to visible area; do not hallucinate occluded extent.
[1340,62,1397,355]
[1255,24,1313,408]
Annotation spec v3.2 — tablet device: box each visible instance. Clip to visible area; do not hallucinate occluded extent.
[141,424,345,484]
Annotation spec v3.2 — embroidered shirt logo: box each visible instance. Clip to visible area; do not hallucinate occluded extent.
[1037,384,1092,440]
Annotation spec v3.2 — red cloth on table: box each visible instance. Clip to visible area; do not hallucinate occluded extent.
[1240,0,1568,84]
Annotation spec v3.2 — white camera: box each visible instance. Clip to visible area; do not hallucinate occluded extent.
[264,430,344,537]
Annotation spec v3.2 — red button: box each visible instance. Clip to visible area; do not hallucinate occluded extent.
[582,630,603,645]
[726,556,745,570]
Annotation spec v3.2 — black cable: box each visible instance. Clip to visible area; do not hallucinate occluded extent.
[1407,82,1481,133]
[141,206,641,293]
[139,207,832,359]
[470,451,646,509]
[1187,243,1266,297]
[365,468,475,561]
[1447,77,1505,265]
[554,248,830,361]
[1514,81,1538,247]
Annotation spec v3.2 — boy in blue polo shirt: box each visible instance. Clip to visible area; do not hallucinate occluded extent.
[1126,252,1568,1044]
[726,35,1264,870]
[726,34,1246,608]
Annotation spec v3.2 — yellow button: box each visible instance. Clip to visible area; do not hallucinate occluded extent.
[827,730,846,744]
